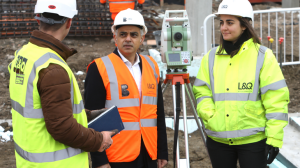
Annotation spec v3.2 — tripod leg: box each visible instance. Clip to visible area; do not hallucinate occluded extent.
[185,84,207,143]
[181,84,190,168]
[162,82,170,94]
[187,83,197,103]
[161,83,166,89]
[185,84,212,163]
[172,84,180,168]
[161,82,166,92]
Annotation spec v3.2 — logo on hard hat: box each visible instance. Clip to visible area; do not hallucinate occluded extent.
[123,17,132,22]
[48,5,56,9]
[222,5,228,9]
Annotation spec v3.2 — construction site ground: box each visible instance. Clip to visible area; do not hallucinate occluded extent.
[1,2,300,168]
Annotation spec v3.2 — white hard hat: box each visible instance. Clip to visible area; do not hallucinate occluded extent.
[111,9,148,35]
[34,0,78,18]
[215,0,253,21]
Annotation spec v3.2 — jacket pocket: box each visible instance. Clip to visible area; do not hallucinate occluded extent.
[244,102,264,119]
[207,112,219,131]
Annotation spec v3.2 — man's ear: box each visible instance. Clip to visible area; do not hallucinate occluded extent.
[113,34,117,42]
[66,19,72,29]
[140,35,145,43]
[36,14,40,25]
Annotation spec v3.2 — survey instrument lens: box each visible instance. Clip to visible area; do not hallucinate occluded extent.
[174,32,183,41]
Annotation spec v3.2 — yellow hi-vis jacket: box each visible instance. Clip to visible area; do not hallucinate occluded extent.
[193,38,289,148]
[8,42,88,168]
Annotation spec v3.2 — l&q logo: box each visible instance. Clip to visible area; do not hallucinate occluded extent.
[238,82,253,90]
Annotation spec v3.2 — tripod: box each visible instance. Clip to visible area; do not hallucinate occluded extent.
[161,73,209,168]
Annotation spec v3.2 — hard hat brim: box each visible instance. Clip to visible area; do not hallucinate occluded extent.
[214,12,253,21]
[111,24,148,35]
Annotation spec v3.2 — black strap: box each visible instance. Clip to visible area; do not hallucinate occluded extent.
[34,15,67,25]
[173,82,181,168]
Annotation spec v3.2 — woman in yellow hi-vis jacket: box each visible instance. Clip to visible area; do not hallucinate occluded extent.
[193,0,289,168]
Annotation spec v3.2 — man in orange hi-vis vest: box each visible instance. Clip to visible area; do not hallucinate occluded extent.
[85,9,168,168]
[100,0,145,20]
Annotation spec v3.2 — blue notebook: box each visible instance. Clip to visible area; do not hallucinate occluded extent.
[88,106,124,137]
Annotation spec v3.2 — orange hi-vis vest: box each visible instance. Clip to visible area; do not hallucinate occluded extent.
[100,0,145,20]
[89,52,159,162]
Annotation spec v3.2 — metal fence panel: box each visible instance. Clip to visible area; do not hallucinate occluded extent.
[202,7,300,66]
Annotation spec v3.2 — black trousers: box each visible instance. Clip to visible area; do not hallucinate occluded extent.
[94,138,157,168]
[207,137,267,168]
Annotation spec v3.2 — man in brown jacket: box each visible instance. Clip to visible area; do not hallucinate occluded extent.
[33,4,115,153]
[32,18,114,152]
[9,0,114,167]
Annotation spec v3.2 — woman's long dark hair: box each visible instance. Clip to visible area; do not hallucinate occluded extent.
[217,17,261,57]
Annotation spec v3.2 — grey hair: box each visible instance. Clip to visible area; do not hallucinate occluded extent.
[140,29,144,36]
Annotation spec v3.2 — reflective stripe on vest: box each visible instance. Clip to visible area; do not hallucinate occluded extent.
[266,113,288,121]
[260,79,287,95]
[196,96,212,105]
[11,53,84,118]
[123,119,157,130]
[214,93,261,102]
[194,78,211,89]
[208,46,267,102]
[101,56,139,108]
[143,96,157,105]
[205,127,265,139]
[70,78,85,114]
[205,46,267,138]
[15,141,83,163]
[142,55,158,105]
[109,0,135,3]
[15,49,21,56]
[101,55,158,108]
[143,55,158,80]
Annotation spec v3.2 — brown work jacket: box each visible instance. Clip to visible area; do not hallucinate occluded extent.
[29,30,102,152]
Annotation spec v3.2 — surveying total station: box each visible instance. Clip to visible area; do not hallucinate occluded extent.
[160,10,210,168]
[160,10,193,73]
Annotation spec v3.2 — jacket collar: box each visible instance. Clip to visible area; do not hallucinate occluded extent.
[237,38,254,55]
[29,30,77,61]
[112,47,143,71]
[219,38,254,55]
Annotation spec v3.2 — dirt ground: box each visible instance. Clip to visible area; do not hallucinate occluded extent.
[0,2,299,168]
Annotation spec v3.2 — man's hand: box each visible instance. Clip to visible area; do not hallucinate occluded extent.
[95,163,111,168]
[98,131,115,152]
[157,159,168,168]
[265,144,279,164]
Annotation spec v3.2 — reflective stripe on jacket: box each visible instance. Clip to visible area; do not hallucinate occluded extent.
[93,52,159,162]
[9,42,88,167]
[193,38,289,148]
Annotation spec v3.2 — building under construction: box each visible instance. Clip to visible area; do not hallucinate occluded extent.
[0,0,160,38]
